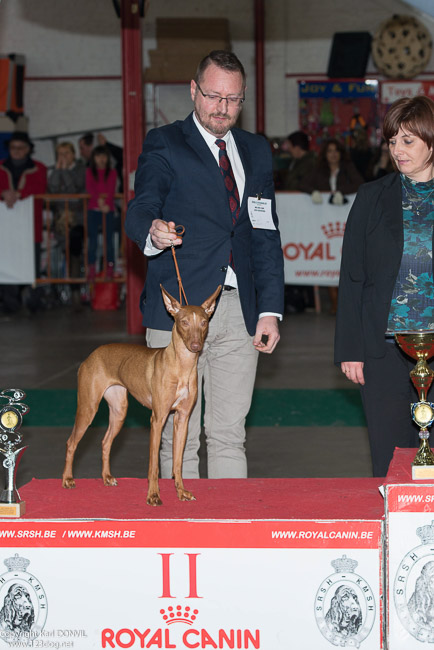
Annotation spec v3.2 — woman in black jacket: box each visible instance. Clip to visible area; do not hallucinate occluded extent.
[335,96,434,477]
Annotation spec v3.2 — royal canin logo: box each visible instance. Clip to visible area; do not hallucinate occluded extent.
[101,553,261,648]
[283,220,345,261]
[101,625,261,649]
[321,221,346,238]
[160,605,199,625]
[102,610,260,648]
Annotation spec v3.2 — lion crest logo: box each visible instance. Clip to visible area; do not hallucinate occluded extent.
[315,555,376,647]
[0,554,47,645]
[394,521,434,643]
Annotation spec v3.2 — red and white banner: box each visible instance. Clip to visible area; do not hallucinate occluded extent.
[276,192,355,287]
[0,519,383,649]
[380,81,434,105]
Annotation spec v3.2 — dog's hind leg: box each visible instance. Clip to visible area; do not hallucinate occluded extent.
[63,360,109,489]
[101,385,128,486]
[62,399,100,489]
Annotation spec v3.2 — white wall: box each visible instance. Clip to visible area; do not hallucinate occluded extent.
[1,0,434,166]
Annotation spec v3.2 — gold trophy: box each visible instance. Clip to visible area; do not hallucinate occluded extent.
[394,331,434,479]
[0,389,29,516]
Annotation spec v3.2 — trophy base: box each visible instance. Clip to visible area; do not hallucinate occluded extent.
[412,465,434,480]
[0,501,25,518]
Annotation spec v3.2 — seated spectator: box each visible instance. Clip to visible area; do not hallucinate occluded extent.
[279,131,316,191]
[369,139,394,180]
[300,137,363,200]
[300,138,363,315]
[278,131,317,313]
[48,142,86,308]
[350,127,373,181]
[0,132,47,312]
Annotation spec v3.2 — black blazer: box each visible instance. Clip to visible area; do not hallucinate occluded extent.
[334,172,434,363]
[125,113,284,334]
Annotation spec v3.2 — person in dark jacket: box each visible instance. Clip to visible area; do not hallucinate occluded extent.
[335,96,434,477]
[301,139,363,314]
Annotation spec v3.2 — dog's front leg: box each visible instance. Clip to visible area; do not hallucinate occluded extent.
[172,410,195,502]
[147,413,163,506]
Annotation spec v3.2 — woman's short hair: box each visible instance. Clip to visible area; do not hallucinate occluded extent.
[56,141,75,156]
[383,96,434,165]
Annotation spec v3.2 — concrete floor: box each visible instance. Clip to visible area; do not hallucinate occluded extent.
[0,289,373,487]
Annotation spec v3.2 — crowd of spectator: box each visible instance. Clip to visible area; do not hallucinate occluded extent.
[273,129,393,315]
[0,125,391,317]
[275,130,393,191]
[0,131,124,314]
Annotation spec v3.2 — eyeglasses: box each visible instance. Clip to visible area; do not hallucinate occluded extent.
[196,82,245,107]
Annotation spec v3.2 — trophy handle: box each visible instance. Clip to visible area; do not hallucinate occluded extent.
[0,446,27,504]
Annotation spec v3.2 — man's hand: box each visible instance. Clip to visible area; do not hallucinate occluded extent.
[253,315,280,354]
[2,190,20,208]
[149,219,183,250]
[341,361,365,385]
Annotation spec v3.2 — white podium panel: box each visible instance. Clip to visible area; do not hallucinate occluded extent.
[385,449,434,648]
[0,519,383,650]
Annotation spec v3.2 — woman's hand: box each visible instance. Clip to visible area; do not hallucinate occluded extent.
[97,197,107,211]
[341,361,365,385]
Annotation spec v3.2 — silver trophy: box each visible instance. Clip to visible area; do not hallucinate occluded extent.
[0,389,29,517]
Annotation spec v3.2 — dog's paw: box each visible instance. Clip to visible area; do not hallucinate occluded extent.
[103,475,118,487]
[62,477,76,489]
[147,492,163,507]
[178,489,196,502]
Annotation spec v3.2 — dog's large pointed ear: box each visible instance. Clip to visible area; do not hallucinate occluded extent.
[201,285,222,316]
[161,285,181,316]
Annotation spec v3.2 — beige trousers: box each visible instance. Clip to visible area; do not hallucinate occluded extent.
[146,289,259,479]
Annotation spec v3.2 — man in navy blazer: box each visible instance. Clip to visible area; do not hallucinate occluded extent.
[125,50,284,479]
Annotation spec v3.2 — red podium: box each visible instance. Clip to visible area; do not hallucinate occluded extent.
[0,477,385,649]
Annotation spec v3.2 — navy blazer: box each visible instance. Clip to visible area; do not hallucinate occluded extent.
[334,172,434,363]
[125,113,284,334]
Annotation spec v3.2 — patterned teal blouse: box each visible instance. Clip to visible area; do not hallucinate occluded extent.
[387,174,434,331]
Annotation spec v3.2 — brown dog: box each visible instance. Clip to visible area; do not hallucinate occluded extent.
[62,285,221,506]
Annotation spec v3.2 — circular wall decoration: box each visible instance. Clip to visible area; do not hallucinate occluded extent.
[372,14,432,78]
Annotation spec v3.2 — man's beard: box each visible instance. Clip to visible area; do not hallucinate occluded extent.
[194,104,240,137]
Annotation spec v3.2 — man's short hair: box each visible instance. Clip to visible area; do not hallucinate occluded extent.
[79,132,94,147]
[287,131,309,151]
[195,50,246,88]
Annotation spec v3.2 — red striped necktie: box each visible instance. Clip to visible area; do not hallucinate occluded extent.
[215,139,240,223]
